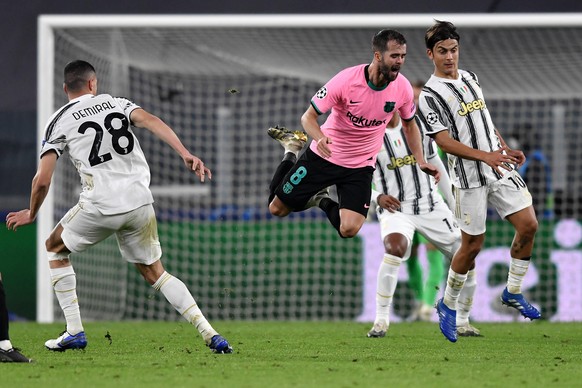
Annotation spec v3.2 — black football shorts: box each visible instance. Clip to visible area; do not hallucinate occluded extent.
[275,148,373,216]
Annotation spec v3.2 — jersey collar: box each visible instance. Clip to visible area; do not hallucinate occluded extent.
[364,65,389,91]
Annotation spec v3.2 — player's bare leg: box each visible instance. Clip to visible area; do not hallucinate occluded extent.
[437,232,483,342]
[505,206,538,260]
[500,206,541,319]
[338,209,366,238]
[451,232,483,275]
[44,224,87,351]
[269,196,293,217]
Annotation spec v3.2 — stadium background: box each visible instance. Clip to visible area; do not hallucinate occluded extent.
[1,1,581,322]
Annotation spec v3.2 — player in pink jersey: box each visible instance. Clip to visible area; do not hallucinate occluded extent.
[267,29,439,238]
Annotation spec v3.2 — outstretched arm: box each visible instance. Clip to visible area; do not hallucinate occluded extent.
[130,108,211,182]
[6,151,58,231]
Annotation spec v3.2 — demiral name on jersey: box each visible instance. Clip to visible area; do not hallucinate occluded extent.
[72,101,116,120]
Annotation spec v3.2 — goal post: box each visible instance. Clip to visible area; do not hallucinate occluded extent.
[38,14,582,323]
[37,17,56,323]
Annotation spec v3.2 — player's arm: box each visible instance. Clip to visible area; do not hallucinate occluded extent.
[429,151,455,209]
[401,117,440,183]
[130,108,211,182]
[372,180,401,212]
[432,130,519,175]
[376,194,401,213]
[301,105,332,158]
[6,151,58,231]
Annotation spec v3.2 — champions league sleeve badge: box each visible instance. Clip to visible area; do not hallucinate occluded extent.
[426,111,440,125]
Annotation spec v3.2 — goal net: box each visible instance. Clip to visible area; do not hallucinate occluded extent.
[37,14,582,323]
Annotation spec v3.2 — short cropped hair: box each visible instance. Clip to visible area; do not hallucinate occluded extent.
[64,60,96,92]
[372,29,406,53]
[425,20,460,50]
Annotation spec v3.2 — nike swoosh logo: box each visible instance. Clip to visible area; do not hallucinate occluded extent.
[59,334,83,346]
[364,204,370,209]
[350,100,361,104]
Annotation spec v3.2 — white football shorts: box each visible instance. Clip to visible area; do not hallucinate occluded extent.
[453,169,533,235]
[378,199,461,260]
[58,201,162,265]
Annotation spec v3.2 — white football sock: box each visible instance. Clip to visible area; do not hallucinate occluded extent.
[507,258,530,294]
[153,271,218,342]
[457,269,476,326]
[50,265,84,335]
[374,254,402,325]
[443,268,467,310]
[0,340,13,351]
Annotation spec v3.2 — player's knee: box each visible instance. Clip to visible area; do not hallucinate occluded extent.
[136,260,165,285]
[519,217,539,238]
[385,246,406,257]
[458,240,481,260]
[339,224,360,238]
[459,234,484,260]
[268,198,292,217]
[383,233,408,257]
[45,236,64,253]
[268,202,289,217]
[383,238,407,257]
[464,244,482,260]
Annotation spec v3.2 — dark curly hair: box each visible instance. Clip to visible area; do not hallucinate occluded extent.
[425,20,460,50]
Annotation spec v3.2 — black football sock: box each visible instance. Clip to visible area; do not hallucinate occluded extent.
[268,153,297,203]
[319,197,345,238]
[0,280,9,341]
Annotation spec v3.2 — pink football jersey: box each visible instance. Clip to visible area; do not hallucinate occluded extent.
[309,64,415,168]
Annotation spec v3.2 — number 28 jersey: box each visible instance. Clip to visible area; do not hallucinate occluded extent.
[41,93,154,215]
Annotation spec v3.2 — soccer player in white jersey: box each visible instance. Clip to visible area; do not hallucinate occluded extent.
[367,111,480,338]
[5,60,232,354]
[418,21,541,342]
[267,29,439,239]
[406,80,449,322]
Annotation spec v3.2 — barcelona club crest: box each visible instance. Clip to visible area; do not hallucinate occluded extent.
[384,101,395,113]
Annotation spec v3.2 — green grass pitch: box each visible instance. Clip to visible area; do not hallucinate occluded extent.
[3,321,582,387]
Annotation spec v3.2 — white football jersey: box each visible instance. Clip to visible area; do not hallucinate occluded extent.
[41,93,154,215]
[373,117,441,215]
[419,70,510,189]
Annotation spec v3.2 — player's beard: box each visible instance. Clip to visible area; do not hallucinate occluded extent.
[379,63,400,82]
